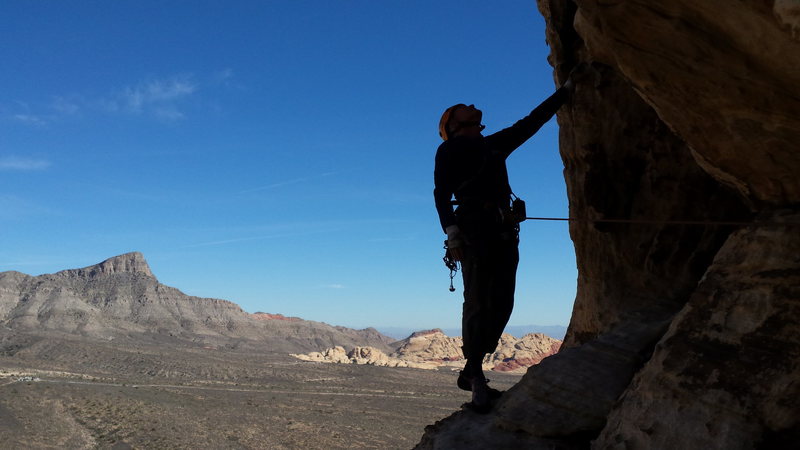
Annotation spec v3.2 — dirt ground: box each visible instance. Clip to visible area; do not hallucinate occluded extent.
[0,338,521,449]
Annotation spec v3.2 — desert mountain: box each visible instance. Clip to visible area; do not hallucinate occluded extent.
[292,329,561,373]
[0,252,393,354]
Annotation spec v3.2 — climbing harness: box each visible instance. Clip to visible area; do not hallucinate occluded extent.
[510,193,526,223]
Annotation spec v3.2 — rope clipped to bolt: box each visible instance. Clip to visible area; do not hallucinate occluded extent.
[524,217,800,227]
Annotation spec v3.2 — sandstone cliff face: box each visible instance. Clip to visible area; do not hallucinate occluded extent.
[417,1,799,448]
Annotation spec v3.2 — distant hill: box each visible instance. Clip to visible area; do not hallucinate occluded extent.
[378,325,567,341]
[0,252,394,354]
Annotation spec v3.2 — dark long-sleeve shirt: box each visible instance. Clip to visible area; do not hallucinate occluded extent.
[433,87,570,232]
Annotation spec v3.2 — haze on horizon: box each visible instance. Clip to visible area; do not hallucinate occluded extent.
[0,1,577,331]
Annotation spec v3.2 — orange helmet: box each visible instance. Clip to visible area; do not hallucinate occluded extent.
[438,104,465,141]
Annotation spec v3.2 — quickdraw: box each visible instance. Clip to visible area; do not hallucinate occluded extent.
[443,240,459,292]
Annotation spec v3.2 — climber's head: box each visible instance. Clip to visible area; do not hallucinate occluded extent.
[439,104,484,141]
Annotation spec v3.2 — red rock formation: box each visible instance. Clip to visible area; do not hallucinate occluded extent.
[408,328,444,338]
[490,340,561,372]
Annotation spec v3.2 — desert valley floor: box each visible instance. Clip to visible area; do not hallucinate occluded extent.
[0,335,522,449]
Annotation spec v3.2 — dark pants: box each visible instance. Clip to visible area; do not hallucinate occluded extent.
[458,209,519,359]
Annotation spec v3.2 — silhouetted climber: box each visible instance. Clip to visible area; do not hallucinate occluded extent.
[434,72,577,413]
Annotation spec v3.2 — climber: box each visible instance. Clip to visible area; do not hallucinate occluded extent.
[433,70,578,413]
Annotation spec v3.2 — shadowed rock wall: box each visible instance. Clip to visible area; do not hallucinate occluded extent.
[417,1,799,448]
[597,209,800,448]
[551,15,751,347]
[573,0,800,207]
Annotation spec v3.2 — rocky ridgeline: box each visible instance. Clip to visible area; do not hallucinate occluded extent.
[59,251,155,279]
[292,329,561,373]
[0,253,393,354]
[251,312,302,322]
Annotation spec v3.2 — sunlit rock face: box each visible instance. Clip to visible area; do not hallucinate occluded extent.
[417,1,800,448]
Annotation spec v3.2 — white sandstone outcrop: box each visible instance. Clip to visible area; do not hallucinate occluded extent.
[292,329,561,373]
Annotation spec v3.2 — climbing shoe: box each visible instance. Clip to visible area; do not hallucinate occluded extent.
[457,370,503,399]
[466,375,492,414]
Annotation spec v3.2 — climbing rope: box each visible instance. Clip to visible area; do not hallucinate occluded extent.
[524,217,798,227]
[442,215,796,292]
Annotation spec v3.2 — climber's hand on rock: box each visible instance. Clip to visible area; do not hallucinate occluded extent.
[568,62,594,84]
[562,78,575,94]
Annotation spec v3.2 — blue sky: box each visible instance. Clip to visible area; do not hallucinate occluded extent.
[1,1,576,331]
